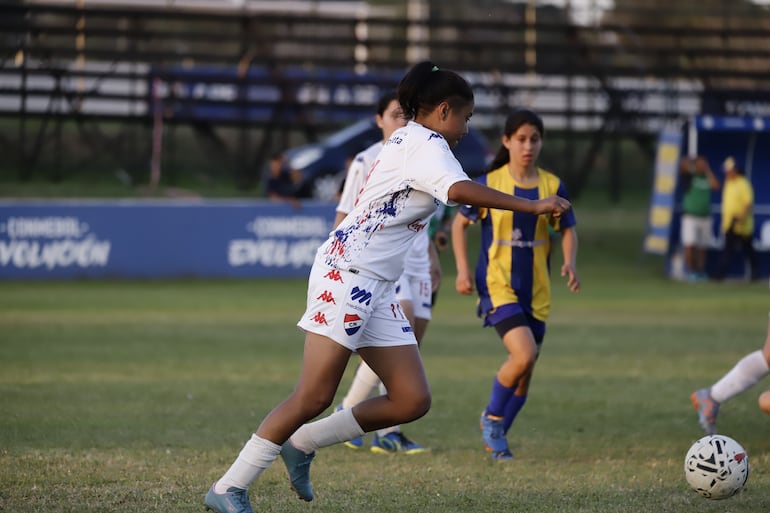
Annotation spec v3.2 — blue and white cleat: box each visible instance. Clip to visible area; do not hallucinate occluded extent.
[480,411,513,461]
[280,442,315,501]
[204,484,254,513]
[691,388,719,435]
[370,432,428,455]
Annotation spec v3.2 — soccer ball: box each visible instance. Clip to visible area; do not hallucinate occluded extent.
[684,434,749,499]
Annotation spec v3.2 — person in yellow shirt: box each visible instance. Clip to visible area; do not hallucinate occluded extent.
[716,156,757,281]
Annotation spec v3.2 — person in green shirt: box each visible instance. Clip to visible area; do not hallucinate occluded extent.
[679,155,719,281]
[717,156,757,281]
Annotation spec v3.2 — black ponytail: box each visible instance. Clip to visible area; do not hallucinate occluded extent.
[397,61,473,120]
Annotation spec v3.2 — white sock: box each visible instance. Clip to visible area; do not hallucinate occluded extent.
[289,407,365,454]
[711,350,770,403]
[341,362,381,408]
[214,434,281,493]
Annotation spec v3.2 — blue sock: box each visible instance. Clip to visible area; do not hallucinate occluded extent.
[485,377,514,417]
[502,394,527,434]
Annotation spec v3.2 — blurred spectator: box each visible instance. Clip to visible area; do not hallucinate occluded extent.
[265,151,301,206]
[716,156,757,281]
[679,155,719,281]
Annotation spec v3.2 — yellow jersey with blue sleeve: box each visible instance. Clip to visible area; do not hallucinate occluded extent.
[459,165,576,323]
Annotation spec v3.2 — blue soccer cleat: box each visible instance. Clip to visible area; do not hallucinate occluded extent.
[489,447,514,461]
[335,404,364,449]
[691,388,719,435]
[344,436,364,449]
[480,411,513,461]
[280,442,315,501]
[370,432,428,455]
[204,484,254,513]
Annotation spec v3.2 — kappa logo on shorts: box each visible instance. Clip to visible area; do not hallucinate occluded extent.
[317,290,336,304]
[324,270,344,282]
[350,286,372,305]
[311,311,329,325]
[343,313,363,336]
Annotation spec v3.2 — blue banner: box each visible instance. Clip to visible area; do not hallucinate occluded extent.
[0,200,335,279]
[694,115,770,133]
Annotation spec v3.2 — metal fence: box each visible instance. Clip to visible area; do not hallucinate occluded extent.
[2,1,770,196]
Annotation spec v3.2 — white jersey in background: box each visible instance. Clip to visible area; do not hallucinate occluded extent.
[319,121,469,282]
[336,141,382,217]
[403,227,431,276]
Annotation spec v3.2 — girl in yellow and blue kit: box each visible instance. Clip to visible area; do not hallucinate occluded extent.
[451,108,580,461]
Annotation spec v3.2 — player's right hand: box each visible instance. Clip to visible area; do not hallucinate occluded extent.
[535,195,571,217]
[455,271,474,295]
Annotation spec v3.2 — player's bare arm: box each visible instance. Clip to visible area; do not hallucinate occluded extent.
[447,180,570,217]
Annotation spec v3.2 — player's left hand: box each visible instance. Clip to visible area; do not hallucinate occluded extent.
[561,264,581,293]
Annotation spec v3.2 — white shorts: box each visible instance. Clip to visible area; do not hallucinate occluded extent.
[681,214,712,249]
[297,262,417,352]
[395,272,432,321]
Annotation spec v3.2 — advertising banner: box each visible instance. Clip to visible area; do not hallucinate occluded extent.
[0,200,335,279]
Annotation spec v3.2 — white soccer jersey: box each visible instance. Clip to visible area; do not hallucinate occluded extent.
[336,141,383,216]
[318,121,469,281]
[337,141,432,277]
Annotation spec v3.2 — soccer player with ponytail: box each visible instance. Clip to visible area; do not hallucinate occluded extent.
[203,65,570,513]
[452,108,580,460]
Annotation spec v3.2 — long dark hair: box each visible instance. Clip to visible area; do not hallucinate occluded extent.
[376,90,398,116]
[488,108,545,171]
[397,61,474,120]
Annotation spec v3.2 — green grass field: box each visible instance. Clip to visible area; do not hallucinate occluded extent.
[1,200,769,512]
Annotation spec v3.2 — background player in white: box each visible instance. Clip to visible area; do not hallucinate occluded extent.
[691,310,770,434]
[334,90,436,454]
[203,60,570,513]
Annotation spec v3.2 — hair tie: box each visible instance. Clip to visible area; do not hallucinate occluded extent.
[431,65,439,72]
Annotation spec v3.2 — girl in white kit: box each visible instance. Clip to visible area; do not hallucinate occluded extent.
[204,60,571,513]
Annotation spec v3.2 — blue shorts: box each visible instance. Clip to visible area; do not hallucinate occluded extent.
[484,303,546,344]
